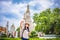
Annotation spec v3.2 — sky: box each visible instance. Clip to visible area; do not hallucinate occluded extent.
[0,0,60,31]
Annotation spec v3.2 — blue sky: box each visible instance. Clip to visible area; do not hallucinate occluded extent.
[0,0,60,30]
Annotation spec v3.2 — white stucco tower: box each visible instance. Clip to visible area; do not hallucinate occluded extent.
[20,4,34,37]
[23,4,34,32]
[10,24,15,37]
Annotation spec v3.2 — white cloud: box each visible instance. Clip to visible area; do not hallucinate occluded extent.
[28,0,54,17]
[0,1,27,30]
[40,0,54,9]
[0,0,54,30]
[1,1,27,16]
[0,15,21,31]
[29,0,54,10]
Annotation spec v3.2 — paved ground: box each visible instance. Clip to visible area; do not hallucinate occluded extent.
[39,34,60,39]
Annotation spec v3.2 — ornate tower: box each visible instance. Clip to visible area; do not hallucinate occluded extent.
[10,24,15,37]
[24,4,30,23]
[24,4,33,31]
[6,21,9,31]
[11,24,15,33]
[6,21,9,37]
[20,4,34,38]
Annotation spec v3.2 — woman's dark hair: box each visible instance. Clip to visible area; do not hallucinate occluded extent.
[23,23,30,32]
[24,25,29,32]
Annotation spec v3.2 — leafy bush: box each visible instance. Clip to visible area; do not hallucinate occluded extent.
[29,31,38,38]
[0,33,7,38]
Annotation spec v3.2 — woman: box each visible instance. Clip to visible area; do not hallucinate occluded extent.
[22,23,30,40]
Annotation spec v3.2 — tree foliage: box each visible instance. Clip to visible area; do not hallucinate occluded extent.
[33,8,60,34]
[29,31,38,38]
[16,27,20,32]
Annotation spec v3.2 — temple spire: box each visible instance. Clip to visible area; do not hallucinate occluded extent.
[26,4,30,13]
[6,21,9,28]
[6,21,9,37]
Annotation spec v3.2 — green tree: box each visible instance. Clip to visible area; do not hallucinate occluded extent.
[33,8,60,34]
[16,27,20,37]
[16,27,20,32]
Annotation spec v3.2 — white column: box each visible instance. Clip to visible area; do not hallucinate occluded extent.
[15,31,18,38]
